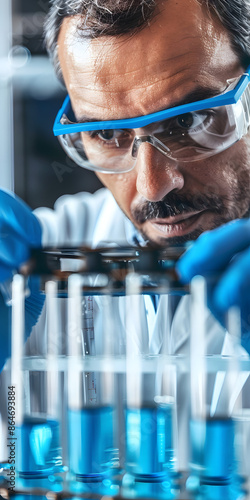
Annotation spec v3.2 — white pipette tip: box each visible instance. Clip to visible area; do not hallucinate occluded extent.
[45,279,57,296]
[68,273,83,297]
[11,273,25,360]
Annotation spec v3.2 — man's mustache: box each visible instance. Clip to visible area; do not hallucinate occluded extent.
[132,192,224,225]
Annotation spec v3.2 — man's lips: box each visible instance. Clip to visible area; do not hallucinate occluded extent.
[145,211,205,236]
[149,210,203,225]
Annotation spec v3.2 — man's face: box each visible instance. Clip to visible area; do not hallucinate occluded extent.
[58,0,250,246]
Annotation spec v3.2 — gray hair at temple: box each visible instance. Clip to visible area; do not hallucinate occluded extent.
[44,0,250,85]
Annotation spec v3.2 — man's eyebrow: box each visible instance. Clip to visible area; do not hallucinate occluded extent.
[169,85,226,109]
[74,85,226,123]
[75,114,101,123]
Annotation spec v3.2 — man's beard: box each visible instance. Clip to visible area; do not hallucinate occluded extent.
[131,190,250,247]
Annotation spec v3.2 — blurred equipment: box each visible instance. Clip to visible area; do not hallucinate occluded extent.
[10,0,103,209]
[1,246,250,499]
[0,0,14,191]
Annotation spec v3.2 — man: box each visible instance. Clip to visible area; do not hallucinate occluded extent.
[0,0,250,471]
[2,0,250,336]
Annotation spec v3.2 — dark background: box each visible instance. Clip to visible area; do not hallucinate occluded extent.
[12,0,103,209]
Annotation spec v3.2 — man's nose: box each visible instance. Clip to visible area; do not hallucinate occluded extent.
[135,142,185,202]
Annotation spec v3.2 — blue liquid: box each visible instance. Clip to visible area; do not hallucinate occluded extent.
[68,406,114,480]
[122,473,178,499]
[13,475,64,500]
[190,418,235,482]
[125,405,174,479]
[16,416,61,477]
[199,482,245,500]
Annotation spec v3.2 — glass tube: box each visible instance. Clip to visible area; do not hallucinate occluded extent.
[14,277,62,479]
[189,276,241,487]
[123,269,178,497]
[67,274,116,486]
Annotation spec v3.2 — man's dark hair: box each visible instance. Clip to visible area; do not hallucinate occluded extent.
[45,0,250,84]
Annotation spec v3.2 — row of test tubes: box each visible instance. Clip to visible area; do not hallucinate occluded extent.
[5,261,250,500]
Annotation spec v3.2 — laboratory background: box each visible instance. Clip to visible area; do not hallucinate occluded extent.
[1,0,103,207]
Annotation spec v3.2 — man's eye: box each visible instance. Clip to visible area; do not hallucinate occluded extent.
[176,111,212,130]
[177,113,195,129]
[98,129,116,141]
[87,129,132,149]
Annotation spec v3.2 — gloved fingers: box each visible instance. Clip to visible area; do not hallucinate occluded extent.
[177,219,250,283]
[0,263,14,283]
[0,275,45,373]
[0,190,42,283]
[28,275,42,294]
[25,276,45,337]
[213,246,250,312]
[0,234,31,270]
[0,189,41,247]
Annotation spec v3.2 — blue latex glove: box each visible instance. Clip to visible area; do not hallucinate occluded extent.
[0,189,41,282]
[0,189,44,371]
[176,219,250,352]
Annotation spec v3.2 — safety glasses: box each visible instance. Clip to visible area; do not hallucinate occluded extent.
[53,66,250,173]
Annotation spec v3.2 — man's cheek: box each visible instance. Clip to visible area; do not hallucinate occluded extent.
[202,180,222,199]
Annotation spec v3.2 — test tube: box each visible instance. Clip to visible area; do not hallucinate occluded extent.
[225,306,248,486]
[11,275,25,424]
[67,273,115,483]
[124,268,177,489]
[44,280,62,471]
[14,276,62,478]
[189,276,238,485]
[9,275,24,490]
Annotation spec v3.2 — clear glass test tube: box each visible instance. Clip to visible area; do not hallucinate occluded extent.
[189,276,240,486]
[224,306,248,488]
[11,274,25,479]
[123,271,178,491]
[44,280,63,472]
[14,276,62,479]
[67,274,116,484]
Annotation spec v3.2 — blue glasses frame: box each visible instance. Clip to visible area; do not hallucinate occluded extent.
[53,66,250,137]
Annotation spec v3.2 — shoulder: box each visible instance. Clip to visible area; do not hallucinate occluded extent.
[54,187,109,208]
[34,189,126,246]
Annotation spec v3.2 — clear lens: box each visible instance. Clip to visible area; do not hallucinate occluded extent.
[59,99,248,172]
[59,131,136,173]
[151,104,240,161]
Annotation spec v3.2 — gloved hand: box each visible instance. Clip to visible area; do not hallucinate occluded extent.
[0,189,42,282]
[176,219,250,352]
[0,189,43,371]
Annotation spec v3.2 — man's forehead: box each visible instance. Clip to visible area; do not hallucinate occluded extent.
[58,0,241,120]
